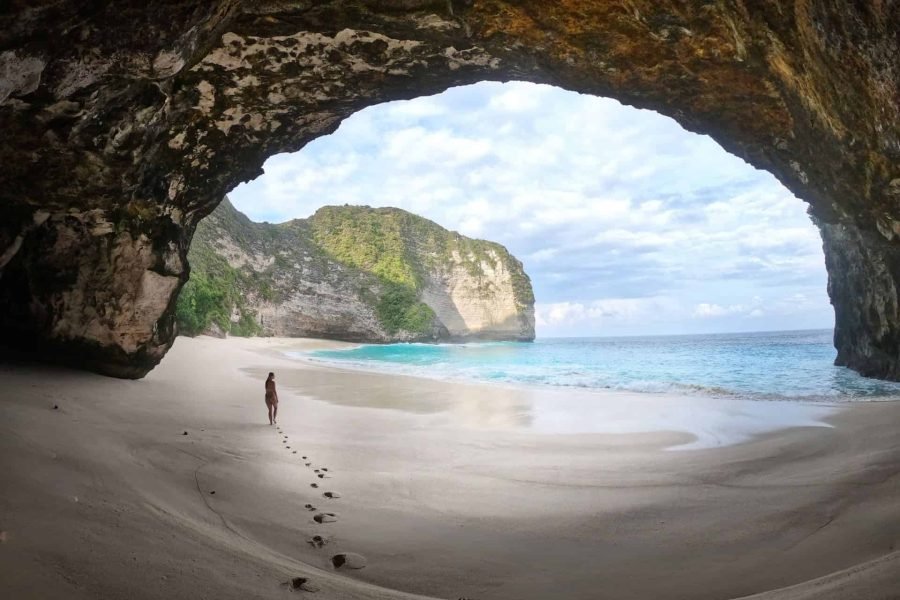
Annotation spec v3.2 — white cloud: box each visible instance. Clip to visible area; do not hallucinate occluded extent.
[693,303,748,318]
[487,84,551,112]
[385,98,446,119]
[383,127,491,167]
[536,297,678,328]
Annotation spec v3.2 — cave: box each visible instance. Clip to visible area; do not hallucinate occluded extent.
[0,1,898,379]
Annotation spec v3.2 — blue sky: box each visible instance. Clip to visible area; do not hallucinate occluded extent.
[229,81,833,337]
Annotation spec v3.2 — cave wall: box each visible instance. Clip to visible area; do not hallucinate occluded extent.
[0,1,897,378]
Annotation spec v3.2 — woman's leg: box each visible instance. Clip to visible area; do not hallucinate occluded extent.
[267,402,273,425]
[273,402,278,424]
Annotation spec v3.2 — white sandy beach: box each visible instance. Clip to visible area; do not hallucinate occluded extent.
[1,336,899,600]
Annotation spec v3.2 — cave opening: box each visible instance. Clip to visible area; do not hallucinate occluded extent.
[207,80,833,341]
[170,81,900,402]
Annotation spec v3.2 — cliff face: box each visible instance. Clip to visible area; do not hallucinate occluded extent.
[418,251,533,342]
[0,2,897,377]
[180,199,534,343]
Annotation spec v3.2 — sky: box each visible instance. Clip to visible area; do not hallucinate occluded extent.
[229,81,834,338]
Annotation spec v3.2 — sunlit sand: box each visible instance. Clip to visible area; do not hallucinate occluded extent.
[1,336,898,599]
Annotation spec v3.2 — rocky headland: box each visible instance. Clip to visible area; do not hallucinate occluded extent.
[178,198,534,343]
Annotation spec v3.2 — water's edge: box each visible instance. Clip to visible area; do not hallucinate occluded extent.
[296,330,900,404]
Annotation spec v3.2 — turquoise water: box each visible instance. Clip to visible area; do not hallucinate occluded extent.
[304,329,900,402]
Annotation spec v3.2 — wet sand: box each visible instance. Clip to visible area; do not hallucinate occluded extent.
[1,336,898,600]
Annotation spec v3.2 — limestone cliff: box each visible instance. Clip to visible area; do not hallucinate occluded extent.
[179,199,534,343]
[0,2,897,378]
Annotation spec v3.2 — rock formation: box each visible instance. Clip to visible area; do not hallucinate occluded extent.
[180,198,534,343]
[0,2,897,378]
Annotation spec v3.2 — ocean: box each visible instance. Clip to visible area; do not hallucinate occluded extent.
[302,329,900,403]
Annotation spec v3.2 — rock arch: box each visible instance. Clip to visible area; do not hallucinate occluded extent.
[0,1,897,378]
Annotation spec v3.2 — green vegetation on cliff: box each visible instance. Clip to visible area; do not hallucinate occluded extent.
[308,205,533,333]
[309,206,437,334]
[175,241,263,337]
[310,206,420,288]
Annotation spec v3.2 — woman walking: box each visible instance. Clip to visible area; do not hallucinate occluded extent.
[265,372,279,425]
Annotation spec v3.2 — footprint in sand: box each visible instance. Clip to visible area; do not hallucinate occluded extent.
[304,503,317,511]
[331,552,366,569]
[305,463,311,467]
[317,474,325,479]
[307,534,329,548]
[323,491,341,499]
[289,577,320,592]
[292,451,297,454]
[314,469,320,473]
[310,483,319,488]
[313,512,337,524]
[302,456,307,459]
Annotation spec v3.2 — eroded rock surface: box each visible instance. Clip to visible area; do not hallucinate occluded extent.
[0,2,897,378]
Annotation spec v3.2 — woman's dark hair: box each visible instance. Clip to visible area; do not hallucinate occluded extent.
[268,372,274,378]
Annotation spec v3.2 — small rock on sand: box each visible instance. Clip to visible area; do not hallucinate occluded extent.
[331,552,366,569]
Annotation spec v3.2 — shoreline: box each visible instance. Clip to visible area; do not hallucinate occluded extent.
[272,340,841,451]
[289,336,900,404]
[1,335,899,599]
